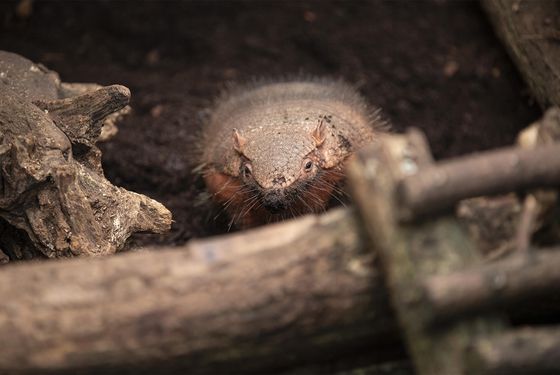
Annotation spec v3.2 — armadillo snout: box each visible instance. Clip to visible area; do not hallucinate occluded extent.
[262,190,288,214]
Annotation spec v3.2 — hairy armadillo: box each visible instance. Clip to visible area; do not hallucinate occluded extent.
[200,79,387,228]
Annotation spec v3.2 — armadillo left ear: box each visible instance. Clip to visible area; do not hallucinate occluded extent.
[232,128,247,154]
[311,119,326,147]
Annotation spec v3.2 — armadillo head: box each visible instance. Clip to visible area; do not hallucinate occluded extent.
[232,119,328,214]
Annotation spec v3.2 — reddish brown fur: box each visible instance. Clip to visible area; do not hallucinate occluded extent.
[203,169,256,228]
[203,170,245,208]
[204,165,347,229]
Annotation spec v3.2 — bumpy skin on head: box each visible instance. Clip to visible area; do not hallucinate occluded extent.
[200,79,386,228]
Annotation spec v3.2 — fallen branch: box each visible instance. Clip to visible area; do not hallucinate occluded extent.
[423,247,560,321]
[0,208,399,374]
[398,144,560,221]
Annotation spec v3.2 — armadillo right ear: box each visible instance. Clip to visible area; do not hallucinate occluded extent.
[232,128,247,154]
[311,119,326,147]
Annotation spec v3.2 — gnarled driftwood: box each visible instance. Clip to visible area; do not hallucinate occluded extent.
[0,51,171,261]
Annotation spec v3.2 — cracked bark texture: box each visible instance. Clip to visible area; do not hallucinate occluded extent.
[482,0,560,109]
[0,51,171,260]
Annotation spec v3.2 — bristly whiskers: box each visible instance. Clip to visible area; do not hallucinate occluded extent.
[218,167,349,230]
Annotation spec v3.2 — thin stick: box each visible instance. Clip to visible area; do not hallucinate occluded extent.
[398,144,560,221]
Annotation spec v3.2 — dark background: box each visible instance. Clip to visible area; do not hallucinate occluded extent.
[0,0,541,246]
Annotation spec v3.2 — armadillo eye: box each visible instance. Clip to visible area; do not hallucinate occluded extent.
[243,164,252,177]
[304,160,313,171]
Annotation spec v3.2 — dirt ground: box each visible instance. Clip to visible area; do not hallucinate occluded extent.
[1,1,541,247]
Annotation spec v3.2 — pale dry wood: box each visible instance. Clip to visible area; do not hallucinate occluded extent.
[515,195,538,252]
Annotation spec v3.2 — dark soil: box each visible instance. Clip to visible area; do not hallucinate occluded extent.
[0,1,541,246]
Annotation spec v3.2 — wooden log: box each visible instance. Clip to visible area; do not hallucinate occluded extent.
[0,208,400,374]
[469,327,560,374]
[482,0,560,109]
[423,247,560,321]
[398,143,560,221]
[347,130,507,375]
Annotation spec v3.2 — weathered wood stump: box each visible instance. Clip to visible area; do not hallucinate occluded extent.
[482,0,560,109]
[0,51,171,261]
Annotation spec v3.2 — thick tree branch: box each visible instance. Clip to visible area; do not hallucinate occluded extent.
[0,208,399,374]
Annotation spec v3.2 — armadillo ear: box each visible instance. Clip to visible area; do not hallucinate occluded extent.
[311,119,326,147]
[232,128,247,154]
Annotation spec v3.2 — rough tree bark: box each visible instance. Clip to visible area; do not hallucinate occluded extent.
[482,0,560,108]
[0,208,399,375]
[0,51,171,260]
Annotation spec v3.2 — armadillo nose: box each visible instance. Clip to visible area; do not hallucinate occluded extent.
[262,190,287,214]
